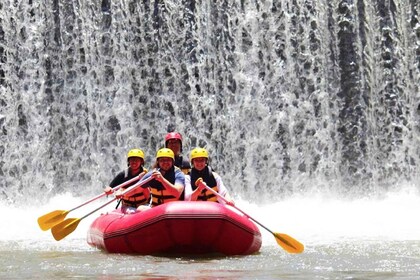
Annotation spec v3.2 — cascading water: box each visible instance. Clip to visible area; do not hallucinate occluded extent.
[1,2,420,279]
[0,0,419,204]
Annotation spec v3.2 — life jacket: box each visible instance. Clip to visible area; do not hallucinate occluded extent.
[121,167,150,208]
[148,166,180,206]
[190,166,219,202]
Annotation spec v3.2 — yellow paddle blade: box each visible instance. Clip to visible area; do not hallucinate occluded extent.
[51,218,81,241]
[274,233,304,254]
[37,210,69,231]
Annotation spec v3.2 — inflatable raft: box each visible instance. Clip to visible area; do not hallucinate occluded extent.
[87,201,262,255]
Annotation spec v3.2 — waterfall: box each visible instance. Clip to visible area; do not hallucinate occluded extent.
[0,0,419,204]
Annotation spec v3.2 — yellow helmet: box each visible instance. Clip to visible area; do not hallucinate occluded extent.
[156,148,175,160]
[127,149,145,160]
[190,147,209,161]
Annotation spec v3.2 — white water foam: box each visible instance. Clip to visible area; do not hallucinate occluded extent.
[1,185,418,251]
[240,185,420,247]
[0,193,115,250]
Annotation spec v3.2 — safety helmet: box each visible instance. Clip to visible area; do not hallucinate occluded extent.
[156,148,175,160]
[190,147,209,161]
[165,132,182,144]
[127,148,145,160]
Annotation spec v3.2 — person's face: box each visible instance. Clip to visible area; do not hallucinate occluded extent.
[158,157,173,171]
[192,157,207,171]
[128,157,142,169]
[167,139,181,156]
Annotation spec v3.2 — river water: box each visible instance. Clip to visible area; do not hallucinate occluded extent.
[1,187,419,279]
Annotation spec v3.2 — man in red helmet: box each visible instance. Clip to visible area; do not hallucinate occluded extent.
[165,132,191,175]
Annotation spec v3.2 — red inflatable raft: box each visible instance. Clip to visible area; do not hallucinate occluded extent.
[87,201,262,255]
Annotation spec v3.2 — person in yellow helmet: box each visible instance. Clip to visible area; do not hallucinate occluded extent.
[184,147,234,205]
[132,148,185,206]
[103,148,150,213]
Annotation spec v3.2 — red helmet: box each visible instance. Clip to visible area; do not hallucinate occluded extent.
[165,132,182,143]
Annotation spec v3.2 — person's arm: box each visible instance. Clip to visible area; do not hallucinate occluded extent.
[192,177,214,201]
[151,170,184,199]
[183,175,193,201]
[173,170,186,196]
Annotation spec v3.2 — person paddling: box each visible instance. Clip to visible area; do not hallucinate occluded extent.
[184,147,234,205]
[104,148,150,213]
[132,148,186,206]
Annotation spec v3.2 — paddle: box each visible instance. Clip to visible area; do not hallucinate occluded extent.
[51,176,153,241]
[196,178,304,254]
[37,174,143,231]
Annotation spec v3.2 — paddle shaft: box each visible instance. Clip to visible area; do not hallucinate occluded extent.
[70,176,153,221]
[198,180,304,253]
[37,173,145,231]
[51,176,154,241]
[68,173,144,212]
[198,182,276,234]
